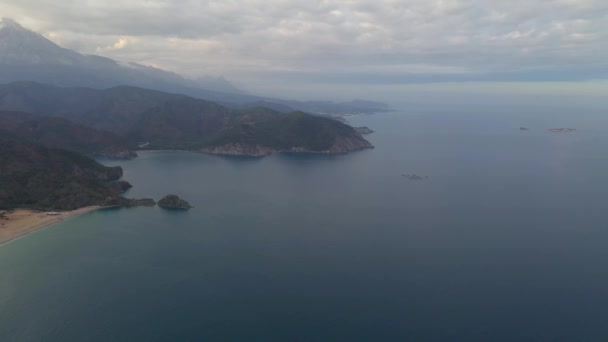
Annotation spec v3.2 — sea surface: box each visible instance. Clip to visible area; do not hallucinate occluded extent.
[2,105,608,341]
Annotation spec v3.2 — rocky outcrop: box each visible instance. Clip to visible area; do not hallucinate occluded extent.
[354,126,374,135]
[201,134,373,157]
[158,195,192,209]
[326,134,374,153]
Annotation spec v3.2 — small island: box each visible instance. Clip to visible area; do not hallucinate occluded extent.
[402,174,428,180]
[158,195,193,209]
[548,128,576,133]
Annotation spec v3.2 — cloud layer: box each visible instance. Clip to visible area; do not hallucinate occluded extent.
[1,0,607,95]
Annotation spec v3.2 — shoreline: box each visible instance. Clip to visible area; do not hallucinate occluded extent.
[0,206,104,245]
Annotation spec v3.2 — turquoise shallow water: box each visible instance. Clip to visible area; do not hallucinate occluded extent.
[2,107,608,340]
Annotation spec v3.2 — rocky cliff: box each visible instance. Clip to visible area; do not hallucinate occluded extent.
[201,131,373,156]
[158,195,192,209]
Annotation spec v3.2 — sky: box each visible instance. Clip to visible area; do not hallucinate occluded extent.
[1,0,607,102]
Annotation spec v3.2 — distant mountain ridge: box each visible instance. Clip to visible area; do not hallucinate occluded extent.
[0,82,373,156]
[0,18,389,115]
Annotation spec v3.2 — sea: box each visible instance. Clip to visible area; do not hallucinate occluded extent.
[2,103,608,341]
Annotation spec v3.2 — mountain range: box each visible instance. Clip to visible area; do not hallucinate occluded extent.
[0,82,373,156]
[0,18,377,210]
[0,18,389,115]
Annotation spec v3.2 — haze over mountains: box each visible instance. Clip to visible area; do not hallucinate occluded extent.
[0,17,376,210]
[0,18,245,95]
[0,18,388,115]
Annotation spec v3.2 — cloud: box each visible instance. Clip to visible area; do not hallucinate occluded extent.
[96,37,136,53]
[1,0,607,93]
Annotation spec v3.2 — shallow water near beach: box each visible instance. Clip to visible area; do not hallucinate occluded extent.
[2,105,608,341]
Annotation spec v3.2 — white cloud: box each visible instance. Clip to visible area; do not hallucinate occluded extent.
[0,0,607,87]
[96,37,136,53]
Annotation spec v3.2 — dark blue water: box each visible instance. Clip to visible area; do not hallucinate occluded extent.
[2,107,608,341]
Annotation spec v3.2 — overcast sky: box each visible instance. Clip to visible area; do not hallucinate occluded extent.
[1,0,607,100]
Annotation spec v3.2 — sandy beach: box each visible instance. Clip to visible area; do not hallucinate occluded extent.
[0,206,102,245]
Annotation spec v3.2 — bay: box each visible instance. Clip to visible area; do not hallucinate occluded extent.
[2,106,608,341]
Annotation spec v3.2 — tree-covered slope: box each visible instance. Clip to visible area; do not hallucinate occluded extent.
[206,111,369,153]
[0,141,131,210]
[0,111,135,158]
[0,82,374,156]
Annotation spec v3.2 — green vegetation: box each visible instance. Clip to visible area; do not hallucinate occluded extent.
[0,111,135,158]
[0,141,130,210]
[158,195,192,209]
[0,83,373,155]
[208,111,353,151]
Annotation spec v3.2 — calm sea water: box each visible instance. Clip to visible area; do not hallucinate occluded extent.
[2,106,608,341]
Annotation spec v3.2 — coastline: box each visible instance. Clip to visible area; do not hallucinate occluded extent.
[0,206,104,245]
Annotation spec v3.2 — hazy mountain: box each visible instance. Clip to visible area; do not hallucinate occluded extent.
[193,76,245,95]
[0,18,244,96]
[0,82,191,133]
[0,82,373,156]
[0,18,388,115]
[0,18,81,65]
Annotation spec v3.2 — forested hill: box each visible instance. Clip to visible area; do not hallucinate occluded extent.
[0,110,136,158]
[0,141,131,210]
[0,83,374,156]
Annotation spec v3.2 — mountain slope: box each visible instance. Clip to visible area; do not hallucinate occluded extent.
[0,18,244,96]
[0,18,82,65]
[0,141,131,210]
[0,19,388,115]
[202,111,372,156]
[0,82,373,156]
[0,110,136,158]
